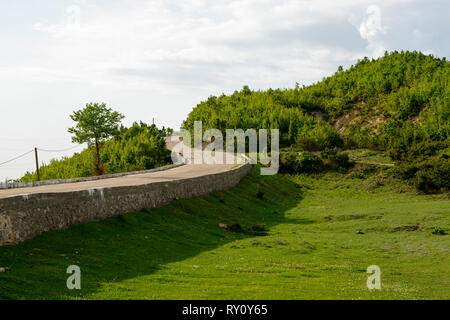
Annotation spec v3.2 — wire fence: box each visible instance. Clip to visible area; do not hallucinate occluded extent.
[0,144,86,185]
[0,150,35,167]
[0,145,84,168]
[37,145,82,153]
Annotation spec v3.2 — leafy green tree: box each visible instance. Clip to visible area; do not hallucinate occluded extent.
[68,102,124,175]
[101,122,171,173]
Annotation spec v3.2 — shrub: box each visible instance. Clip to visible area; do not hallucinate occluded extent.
[279,152,298,173]
[390,153,450,193]
[250,224,266,232]
[280,152,323,174]
[295,137,320,151]
[431,227,447,235]
[414,155,450,193]
[388,140,448,162]
[230,223,244,233]
[320,147,354,170]
[390,163,418,180]
[296,124,343,151]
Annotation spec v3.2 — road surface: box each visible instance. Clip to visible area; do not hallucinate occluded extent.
[0,137,241,199]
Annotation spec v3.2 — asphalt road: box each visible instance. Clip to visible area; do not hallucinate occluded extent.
[0,137,240,199]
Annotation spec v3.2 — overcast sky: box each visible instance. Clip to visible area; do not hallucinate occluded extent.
[0,0,448,181]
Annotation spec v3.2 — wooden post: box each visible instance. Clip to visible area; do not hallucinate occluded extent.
[34,147,40,181]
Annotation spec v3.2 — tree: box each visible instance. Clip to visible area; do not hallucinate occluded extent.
[68,102,124,175]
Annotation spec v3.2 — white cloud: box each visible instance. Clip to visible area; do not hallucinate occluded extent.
[349,5,387,58]
[359,6,383,39]
[33,4,81,37]
[20,0,422,90]
[27,0,367,90]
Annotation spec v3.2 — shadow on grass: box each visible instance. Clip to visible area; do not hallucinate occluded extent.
[0,167,306,299]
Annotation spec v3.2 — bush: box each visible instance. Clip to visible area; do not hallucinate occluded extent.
[250,224,267,232]
[102,122,171,173]
[414,155,450,193]
[280,152,323,174]
[295,137,320,151]
[320,147,354,170]
[296,124,343,151]
[279,152,299,173]
[390,154,450,193]
[297,153,324,173]
[431,227,447,235]
[390,163,418,180]
[387,140,448,162]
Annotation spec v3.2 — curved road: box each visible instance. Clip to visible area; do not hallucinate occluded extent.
[0,137,241,199]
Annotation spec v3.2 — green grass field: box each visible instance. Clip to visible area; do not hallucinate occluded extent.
[0,168,449,299]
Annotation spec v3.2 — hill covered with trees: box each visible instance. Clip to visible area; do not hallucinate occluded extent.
[183,51,449,192]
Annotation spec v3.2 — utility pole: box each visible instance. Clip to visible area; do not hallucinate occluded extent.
[152,117,154,125]
[34,147,40,181]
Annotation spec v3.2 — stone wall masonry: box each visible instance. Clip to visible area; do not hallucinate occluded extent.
[0,162,252,245]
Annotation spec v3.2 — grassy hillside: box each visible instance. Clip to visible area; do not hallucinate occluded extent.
[1,167,448,299]
[183,51,449,193]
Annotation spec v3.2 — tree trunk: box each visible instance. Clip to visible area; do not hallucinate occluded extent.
[94,140,103,175]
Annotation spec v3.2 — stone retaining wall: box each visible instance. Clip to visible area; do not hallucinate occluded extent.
[0,162,252,245]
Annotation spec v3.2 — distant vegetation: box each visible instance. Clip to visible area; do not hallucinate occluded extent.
[20,122,173,182]
[183,51,449,193]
